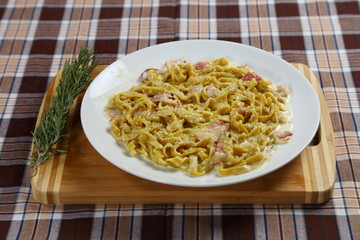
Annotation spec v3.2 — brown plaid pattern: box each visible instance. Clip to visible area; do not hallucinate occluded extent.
[1,0,360,239]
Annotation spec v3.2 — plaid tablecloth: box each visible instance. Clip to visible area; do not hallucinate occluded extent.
[1,0,359,239]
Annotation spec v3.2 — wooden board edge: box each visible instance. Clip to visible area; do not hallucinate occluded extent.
[292,63,336,204]
[31,66,109,204]
[30,69,63,204]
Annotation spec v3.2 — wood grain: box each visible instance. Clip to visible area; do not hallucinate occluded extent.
[30,64,335,204]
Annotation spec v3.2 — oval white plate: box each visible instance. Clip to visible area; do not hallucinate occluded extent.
[81,40,320,187]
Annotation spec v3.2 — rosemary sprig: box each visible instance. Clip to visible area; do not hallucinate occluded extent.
[29,48,98,177]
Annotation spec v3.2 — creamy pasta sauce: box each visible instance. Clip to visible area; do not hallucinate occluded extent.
[105,58,293,176]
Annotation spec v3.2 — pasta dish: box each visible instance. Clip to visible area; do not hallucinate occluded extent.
[105,57,293,176]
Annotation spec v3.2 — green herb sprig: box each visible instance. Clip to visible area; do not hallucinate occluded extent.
[29,48,98,177]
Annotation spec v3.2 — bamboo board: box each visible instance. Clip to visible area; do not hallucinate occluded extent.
[30,63,335,204]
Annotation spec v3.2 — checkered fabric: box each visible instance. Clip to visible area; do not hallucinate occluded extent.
[1,0,359,239]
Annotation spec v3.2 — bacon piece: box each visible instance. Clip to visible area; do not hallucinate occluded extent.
[243,72,262,81]
[152,93,180,108]
[213,142,227,164]
[206,84,221,98]
[277,85,290,97]
[207,121,230,131]
[105,108,121,122]
[195,121,230,143]
[165,59,186,71]
[274,130,293,142]
[194,61,209,70]
[207,121,230,141]
[187,84,204,95]
[140,68,160,83]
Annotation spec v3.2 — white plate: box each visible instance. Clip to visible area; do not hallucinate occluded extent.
[80,40,320,187]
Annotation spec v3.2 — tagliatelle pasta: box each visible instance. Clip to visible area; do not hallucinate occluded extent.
[105,57,293,176]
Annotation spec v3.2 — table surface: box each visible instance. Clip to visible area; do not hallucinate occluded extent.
[1,0,359,239]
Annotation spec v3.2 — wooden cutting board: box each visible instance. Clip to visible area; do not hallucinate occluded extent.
[30,63,335,204]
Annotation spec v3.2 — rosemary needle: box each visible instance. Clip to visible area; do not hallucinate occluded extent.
[29,48,98,177]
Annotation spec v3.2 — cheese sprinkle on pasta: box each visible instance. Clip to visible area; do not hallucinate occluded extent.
[105,57,293,176]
